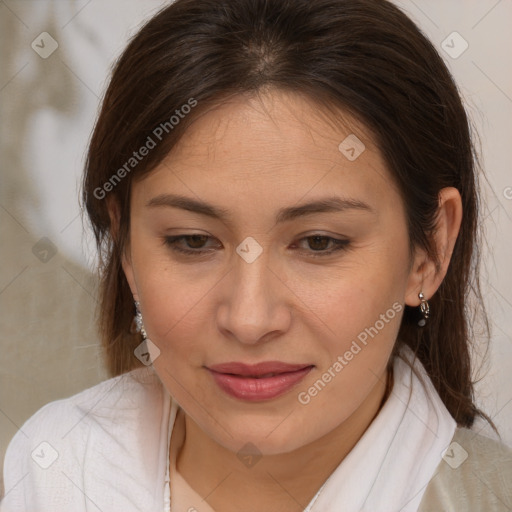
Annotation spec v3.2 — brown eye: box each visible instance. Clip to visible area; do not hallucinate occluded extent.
[163,234,220,255]
[185,234,209,249]
[295,235,350,257]
[306,236,331,251]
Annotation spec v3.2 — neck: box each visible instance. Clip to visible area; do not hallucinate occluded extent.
[175,369,391,512]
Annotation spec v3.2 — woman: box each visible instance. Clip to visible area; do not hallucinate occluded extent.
[2,0,511,510]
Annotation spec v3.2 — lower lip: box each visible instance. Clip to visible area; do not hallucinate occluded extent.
[208,366,313,401]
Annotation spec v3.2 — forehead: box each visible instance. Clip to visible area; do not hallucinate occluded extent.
[134,90,401,217]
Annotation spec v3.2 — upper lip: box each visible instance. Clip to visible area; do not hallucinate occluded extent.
[207,361,313,377]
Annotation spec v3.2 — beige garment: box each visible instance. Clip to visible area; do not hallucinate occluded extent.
[418,427,512,511]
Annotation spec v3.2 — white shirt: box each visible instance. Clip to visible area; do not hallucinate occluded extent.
[1,345,456,512]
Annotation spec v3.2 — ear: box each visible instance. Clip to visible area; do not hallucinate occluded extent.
[106,197,139,301]
[404,187,463,306]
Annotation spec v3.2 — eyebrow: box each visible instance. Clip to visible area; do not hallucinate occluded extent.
[146,193,376,224]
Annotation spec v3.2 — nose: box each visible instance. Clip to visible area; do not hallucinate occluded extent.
[216,249,292,346]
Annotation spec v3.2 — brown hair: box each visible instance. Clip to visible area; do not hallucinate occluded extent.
[82,0,496,431]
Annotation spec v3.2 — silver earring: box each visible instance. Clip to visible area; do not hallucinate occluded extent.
[134,301,147,339]
[418,292,430,327]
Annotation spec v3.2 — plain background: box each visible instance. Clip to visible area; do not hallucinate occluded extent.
[1,0,511,498]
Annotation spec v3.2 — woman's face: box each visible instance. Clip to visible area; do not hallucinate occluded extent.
[123,90,418,455]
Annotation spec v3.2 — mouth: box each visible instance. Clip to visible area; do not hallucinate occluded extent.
[206,361,314,401]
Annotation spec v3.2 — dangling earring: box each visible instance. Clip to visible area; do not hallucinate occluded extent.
[418,292,430,327]
[133,300,160,365]
[134,300,147,339]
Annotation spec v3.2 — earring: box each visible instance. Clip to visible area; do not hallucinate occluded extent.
[418,292,430,327]
[134,300,147,339]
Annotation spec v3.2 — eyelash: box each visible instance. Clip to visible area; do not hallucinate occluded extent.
[162,234,350,258]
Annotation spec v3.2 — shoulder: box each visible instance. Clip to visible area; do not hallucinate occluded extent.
[5,366,163,451]
[418,427,512,511]
[2,367,169,511]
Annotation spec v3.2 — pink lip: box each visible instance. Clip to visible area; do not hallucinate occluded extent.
[207,361,314,401]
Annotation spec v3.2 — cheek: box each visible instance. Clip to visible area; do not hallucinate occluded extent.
[141,269,213,405]
[139,272,213,361]
[291,253,406,344]
[293,279,403,424]
[294,250,407,401]
[129,238,214,361]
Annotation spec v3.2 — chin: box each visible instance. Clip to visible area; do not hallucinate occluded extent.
[206,415,316,456]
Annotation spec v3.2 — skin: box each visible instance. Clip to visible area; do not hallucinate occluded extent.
[118,89,462,511]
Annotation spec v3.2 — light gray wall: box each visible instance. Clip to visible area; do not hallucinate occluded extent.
[1,0,511,498]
